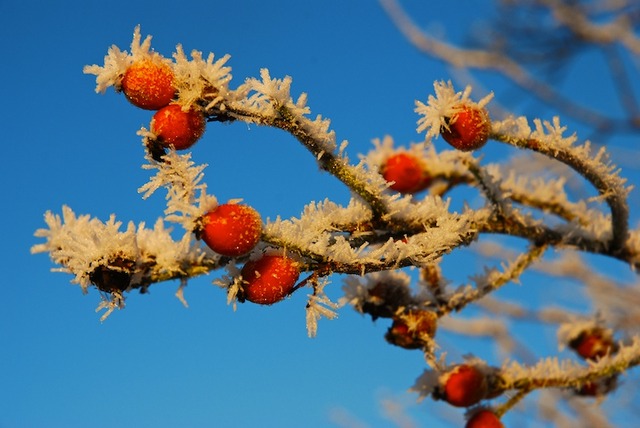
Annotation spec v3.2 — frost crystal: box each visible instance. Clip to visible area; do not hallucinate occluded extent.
[31,206,138,290]
[172,45,232,110]
[95,291,125,322]
[83,25,159,93]
[265,198,372,259]
[306,278,339,337]
[499,335,640,390]
[415,81,493,138]
[31,206,215,310]
[493,115,629,195]
[213,263,244,310]
[411,369,440,400]
[139,149,217,232]
[233,69,337,153]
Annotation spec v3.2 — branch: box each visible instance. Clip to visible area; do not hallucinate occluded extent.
[490,119,630,253]
[380,0,640,134]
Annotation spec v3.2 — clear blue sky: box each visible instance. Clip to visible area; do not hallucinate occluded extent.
[2,1,638,427]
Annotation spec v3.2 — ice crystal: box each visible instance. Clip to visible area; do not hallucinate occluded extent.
[95,291,125,322]
[265,198,373,253]
[212,263,243,310]
[415,81,493,138]
[385,193,475,242]
[234,69,337,154]
[31,206,214,306]
[267,194,469,267]
[31,206,138,290]
[306,278,339,337]
[498,167,580,216]
[235,68,299,118]
[494,116,629,198]
[500,335,640,388]
[347,157,395,197]
[493,116,631,249]
[83,25,160,94]
[556,209,613,243]
[172,45,232,110]
[135,218,209,280]
[390,224,469,265]
[411,369,441,400]
[501,356,585,387]
[175,278,189,308]
[139,149,217,232]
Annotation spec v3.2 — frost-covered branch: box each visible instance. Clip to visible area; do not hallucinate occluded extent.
[33,25,640,426]
[491,117,631,252]
[205,69,391,220]
[31,205,221,317]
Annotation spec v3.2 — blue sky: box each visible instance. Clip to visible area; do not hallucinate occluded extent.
[2,1,638,427]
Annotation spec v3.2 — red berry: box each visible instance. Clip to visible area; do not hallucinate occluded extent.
[569,328,617,361]
[121,59,175,110]
[440,105,491,151]
[151,104,206,150]
[381,153,431,193]
[465,409,504,428]
[441,364,488,407]
[200,203,262,257]
[385,309,437,349]
[241,255,300,305]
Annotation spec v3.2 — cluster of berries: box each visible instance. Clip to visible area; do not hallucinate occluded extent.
[198,202,300,305]
[381,105,490,194]
[120,58,492,310]
[121,59,299,305]
[197,201,300,305]
[121,58,206,150]
[428,327,619,427]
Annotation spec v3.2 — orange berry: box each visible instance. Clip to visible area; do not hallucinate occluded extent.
[441,364,488,407]
[465,409,504,428]
[440,105,491,151]
[121,59,175,110]
[151,104,206,150]
[201,203,262,257]
[241,255,300,305]
[381,153,431,193]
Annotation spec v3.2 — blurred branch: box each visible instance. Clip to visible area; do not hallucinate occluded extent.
[380,0,640,136]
